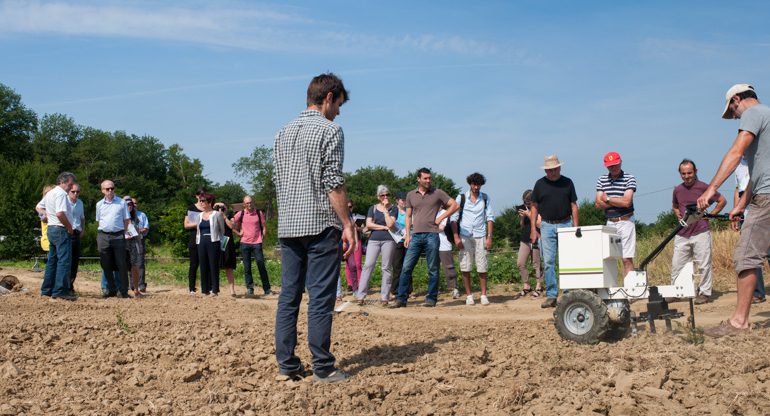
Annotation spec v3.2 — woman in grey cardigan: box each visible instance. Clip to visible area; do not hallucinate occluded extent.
[356,185,399,306]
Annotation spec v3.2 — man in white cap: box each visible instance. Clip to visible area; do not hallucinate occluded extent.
[529,155,579,308]
[697,84,770,337]
[595,151,637,276]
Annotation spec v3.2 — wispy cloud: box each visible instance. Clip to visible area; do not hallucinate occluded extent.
[36,63,515,107]
[638,37,727,60]
[0,1,502,56]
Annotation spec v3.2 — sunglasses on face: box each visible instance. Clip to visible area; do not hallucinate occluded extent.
[103,187,114,191]
[379,193,390,197]
[70,190,80,194]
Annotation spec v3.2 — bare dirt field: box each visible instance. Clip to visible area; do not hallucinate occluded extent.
[2,267,770,415]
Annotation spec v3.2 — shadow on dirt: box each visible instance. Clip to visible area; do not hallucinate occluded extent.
[339,335,458,375]
[749,315,770,328]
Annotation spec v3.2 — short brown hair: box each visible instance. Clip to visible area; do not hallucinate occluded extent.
[307,73,349,106]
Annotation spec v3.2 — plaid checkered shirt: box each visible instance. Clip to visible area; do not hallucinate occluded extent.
[274,110,345,238]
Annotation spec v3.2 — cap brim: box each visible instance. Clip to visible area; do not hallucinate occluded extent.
[722,100,733,119]
[604,160,621,167]
[541,163,563,169]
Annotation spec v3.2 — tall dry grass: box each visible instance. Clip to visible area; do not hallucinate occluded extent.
[636,228,764,292]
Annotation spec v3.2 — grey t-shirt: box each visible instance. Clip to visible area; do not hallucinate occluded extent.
[740,104,770,194]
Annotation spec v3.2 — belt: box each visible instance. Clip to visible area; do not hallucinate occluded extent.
[49,225,65,228]
[542,216,570,224]
[98,230,123,235]
[607,213,633,222]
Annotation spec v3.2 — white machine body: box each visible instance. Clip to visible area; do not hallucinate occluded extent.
[557,225,696,300]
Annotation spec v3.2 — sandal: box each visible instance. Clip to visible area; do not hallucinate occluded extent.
[518,287,532,297]
[530,289,542,298]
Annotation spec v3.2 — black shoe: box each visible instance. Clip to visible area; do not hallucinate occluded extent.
[391,300,407,308]
[139,285,147,293]
[102,290,117,298]
[246,288,255,297]
[278,368,311,381]
[52,294,76,301]
[117,292,132,299]
[421,300,437,307]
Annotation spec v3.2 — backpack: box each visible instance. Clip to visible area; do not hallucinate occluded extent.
[447,193,488,244]
[238,209,264,240]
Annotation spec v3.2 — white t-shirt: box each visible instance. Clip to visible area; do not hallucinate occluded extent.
[735,156,750,193]
[437,209,452,251]
[42,186,73,227]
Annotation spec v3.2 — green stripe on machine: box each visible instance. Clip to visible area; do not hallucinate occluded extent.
[560,267,603,273]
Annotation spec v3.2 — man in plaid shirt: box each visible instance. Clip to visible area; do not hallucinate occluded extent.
[273,73,354,384]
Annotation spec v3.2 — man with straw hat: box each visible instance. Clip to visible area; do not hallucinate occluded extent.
[529,155,579,308]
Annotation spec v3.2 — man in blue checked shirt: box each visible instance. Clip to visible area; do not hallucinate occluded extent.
[273,73,355,384]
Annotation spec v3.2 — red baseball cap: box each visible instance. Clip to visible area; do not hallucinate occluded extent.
[603,151,621,167]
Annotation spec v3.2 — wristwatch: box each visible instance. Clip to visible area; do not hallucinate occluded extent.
[605,196,611,204]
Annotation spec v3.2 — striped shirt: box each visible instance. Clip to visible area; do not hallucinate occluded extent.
[596,170,636,218]
[274,110,345,238]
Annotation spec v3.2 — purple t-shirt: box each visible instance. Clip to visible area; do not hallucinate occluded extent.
[672,180,721,238]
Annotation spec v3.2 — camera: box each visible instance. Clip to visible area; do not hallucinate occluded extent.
[516,204,526,211]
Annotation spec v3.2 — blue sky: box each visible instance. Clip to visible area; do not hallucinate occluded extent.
[2,0,769,222]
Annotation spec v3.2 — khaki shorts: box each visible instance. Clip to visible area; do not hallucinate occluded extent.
[459,236,488,273]
[734,194,770,273]
[606,216,636,259]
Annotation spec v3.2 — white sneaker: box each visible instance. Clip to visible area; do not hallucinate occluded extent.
[480,295,490,305]
[452,289,460,299]
[466,295,475,305]
[190,291,196,296]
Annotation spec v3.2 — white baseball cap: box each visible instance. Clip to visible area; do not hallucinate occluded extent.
[722,83,754,119]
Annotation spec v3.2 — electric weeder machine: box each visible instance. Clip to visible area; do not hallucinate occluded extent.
[553,204,730,344]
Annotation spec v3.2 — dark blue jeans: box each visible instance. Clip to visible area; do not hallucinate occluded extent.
[397,232,440,304]
[242,243,271,293]
[41,226,72,297]
[275,227,340,378]
[101,270,120,293]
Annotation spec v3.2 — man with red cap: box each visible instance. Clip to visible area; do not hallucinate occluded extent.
[595,152,637,276]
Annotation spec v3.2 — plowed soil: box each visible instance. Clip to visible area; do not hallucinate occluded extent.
[1,267,770,415]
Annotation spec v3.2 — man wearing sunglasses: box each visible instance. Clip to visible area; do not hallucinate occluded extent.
[95,180,131,298]
[67,183,85,289]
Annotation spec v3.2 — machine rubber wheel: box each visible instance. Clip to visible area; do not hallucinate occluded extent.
[554,290,609,344]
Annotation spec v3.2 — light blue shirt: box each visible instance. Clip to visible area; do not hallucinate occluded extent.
[136,210,149,230]
[70,198,85,232]
[136,210,149,239]
[96,196,129,232]
[450,191,495,238]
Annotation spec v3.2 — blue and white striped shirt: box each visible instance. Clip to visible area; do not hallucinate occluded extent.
[596,171,636,218]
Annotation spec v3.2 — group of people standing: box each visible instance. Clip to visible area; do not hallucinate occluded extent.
[36,177,150,300]
[183,191,273,297]
[338,169,497,308]
[34,76,770,389]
